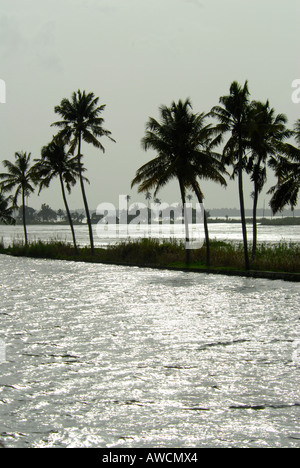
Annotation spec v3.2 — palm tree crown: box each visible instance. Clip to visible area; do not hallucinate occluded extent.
[33,138,85,195]
[132,98,227,265]
[133,99,225,195]
[0,152,34,206]
[0,191,15,225]
[268,119,300,213]
[52,90,115,154]
[0,151,35,244]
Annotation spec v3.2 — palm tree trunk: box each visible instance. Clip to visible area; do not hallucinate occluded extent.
[59,173,78,253]
[192,183,210,267]
[179,179,190,266]
[77,134,95,255]
[147,200,151,224]
[238,139,250,270]
[203,210,210,267]
[22,187,28,245]
[252,183,259,261]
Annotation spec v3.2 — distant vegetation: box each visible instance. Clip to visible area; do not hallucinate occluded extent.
[260,217,300,226]
[0,204,86,226]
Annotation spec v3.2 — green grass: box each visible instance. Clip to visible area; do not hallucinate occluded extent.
[0,238,299,275]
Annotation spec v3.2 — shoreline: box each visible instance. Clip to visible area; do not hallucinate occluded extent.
[1,240,300,283]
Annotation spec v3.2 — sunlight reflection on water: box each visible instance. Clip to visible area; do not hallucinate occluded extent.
[0,255,299,448]
[0,223,300,248]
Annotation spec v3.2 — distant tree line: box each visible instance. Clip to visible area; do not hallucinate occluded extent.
[0,203,86,225]
[0,81,299,269]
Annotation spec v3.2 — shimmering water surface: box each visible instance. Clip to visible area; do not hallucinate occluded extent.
[1,222,300,247]
[0,253,299,448]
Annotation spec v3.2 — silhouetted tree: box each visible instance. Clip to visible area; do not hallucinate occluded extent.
[0,152,35,244]
[247,100,290,259]
[132,99,226,266]
[268,119,300,214]
[32,139,86,252]
[211,81,251,270]
[37,203,57,222]
[0,190,15,225]
[52,90,115,254]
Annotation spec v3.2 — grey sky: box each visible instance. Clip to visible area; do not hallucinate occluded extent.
[0,0,299,211]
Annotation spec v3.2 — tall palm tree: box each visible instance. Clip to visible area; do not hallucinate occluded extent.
[51,90,115,254]
[32,139,87,252]
[131,99,227,266]
[268,119,300,213]
[0,151,35,244]
[0,190,15,225]
[211,81,251,270]
[246,100,290,259]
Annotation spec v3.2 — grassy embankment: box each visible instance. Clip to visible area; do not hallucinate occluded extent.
[0,237,299,281]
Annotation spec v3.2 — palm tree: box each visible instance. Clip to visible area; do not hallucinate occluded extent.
[268,119,300,213]
[131,99,227,266]
[246,100,290,259]
[0,151,35,244]
[51,90,115,254]
[0,190,15,225]
[211,81,251,270]
[32,139,87,252]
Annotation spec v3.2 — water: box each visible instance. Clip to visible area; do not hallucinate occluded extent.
[0,254,299,448]
[1,222,300,248]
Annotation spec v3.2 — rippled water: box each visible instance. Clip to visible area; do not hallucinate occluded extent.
[1,222,300,247]
[0,254,299,448]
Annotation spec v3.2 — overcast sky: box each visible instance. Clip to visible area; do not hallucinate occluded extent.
[0,0,299,211]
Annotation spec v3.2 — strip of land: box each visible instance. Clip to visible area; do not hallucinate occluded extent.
[0,239,299,282]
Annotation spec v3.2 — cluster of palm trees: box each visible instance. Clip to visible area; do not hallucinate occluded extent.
[0,90,115,253]
[0,81,299,269]
[131,81,300,269]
